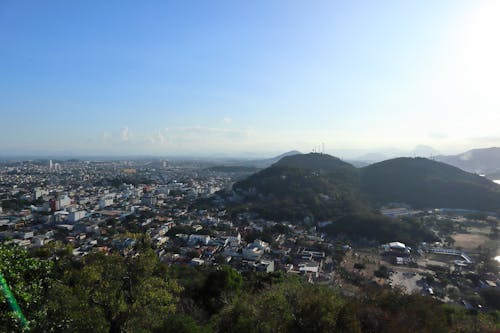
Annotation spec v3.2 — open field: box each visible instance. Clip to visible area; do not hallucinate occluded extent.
[452,233,490,250]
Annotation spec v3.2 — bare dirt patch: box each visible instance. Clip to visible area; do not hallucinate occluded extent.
[452,233,489,250]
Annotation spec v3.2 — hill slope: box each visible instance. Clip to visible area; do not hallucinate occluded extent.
[360,157,500,211]
[232,154,500,222]
[233,153,365,221]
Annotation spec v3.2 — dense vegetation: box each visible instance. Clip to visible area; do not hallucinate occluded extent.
[232,154,500,221]
[1,243,499,332]
[227,154,500,244]
[234,161,366,221]
[320,214,438,246]
[361,157,500,211]
[233,154,364,221]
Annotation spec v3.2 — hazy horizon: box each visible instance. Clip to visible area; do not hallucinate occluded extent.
[2,1,500,155]
[2,145,500,163]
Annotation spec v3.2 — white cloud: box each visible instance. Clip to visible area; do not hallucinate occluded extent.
[223,117,232,125]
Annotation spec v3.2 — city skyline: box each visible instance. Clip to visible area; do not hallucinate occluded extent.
[1,0,500,156]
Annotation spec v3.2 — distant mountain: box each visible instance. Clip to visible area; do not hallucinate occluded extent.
[250,150,303,167]
[345,160,370,168]
[410,145,440,157]
[220,150,303,168]
[434,147,500,175]
[196,151,303,172]
[354,152,389,163]
[351,145,439,164]
[231,154,500,222]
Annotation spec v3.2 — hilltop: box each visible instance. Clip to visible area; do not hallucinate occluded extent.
[273,153,353,171]
[231,154,500,222]
[233,153,365,221]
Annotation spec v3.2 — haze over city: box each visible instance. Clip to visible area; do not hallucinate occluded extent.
[1,0,500,157]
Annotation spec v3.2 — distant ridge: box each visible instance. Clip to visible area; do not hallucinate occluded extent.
[434,147,500,175]
[219,150,303,168]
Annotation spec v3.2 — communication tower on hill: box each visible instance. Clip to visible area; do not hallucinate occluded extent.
[311,143,326,154]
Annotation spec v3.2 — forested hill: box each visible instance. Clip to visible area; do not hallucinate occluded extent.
[232,154,500,221]
[273,153,355,172]
[361,157,500,211]
[233,153,365,221]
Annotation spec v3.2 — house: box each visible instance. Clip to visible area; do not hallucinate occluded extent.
[251,239,270,252]
[225,233,241,246]
[68,211,86,224]
[255,260,275,273]
[242,245,263,260]
[298,262,320,278]
[381,242,411,256]
[188,234,211,246]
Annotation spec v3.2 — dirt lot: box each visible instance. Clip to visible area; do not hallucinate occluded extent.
[336,250,386,288]
[388,271,424,294]
[452,233,490,250]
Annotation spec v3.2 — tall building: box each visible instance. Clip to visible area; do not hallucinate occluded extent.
[68,211,86,224]
[56,194,71,210]
[99,196,114,209]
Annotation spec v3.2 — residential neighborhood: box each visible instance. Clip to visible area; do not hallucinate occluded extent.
[1,158,498,315]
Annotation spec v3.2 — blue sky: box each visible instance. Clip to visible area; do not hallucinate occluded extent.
[1,0,499,157]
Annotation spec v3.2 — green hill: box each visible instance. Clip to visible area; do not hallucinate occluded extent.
[232,154,500,221]
[230,154,500,244]
[273,153,353,171]
[361,157,500,211]
[234,153,365,221]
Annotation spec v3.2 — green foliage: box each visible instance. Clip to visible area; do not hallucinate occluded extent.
[199,266,243,314]
[361,157,500,210]
[322,214,437,246]
[234,163,365,221]
[41,249,181,332]
[481,288,500,310]
[213,280,350,333]
[1,242,499,332]
[0,243,52,331]
[1,198,29,211]
[374,265,389,279]
[167,225,196,236]
[157,314,211,333]
[232,155,500,225]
